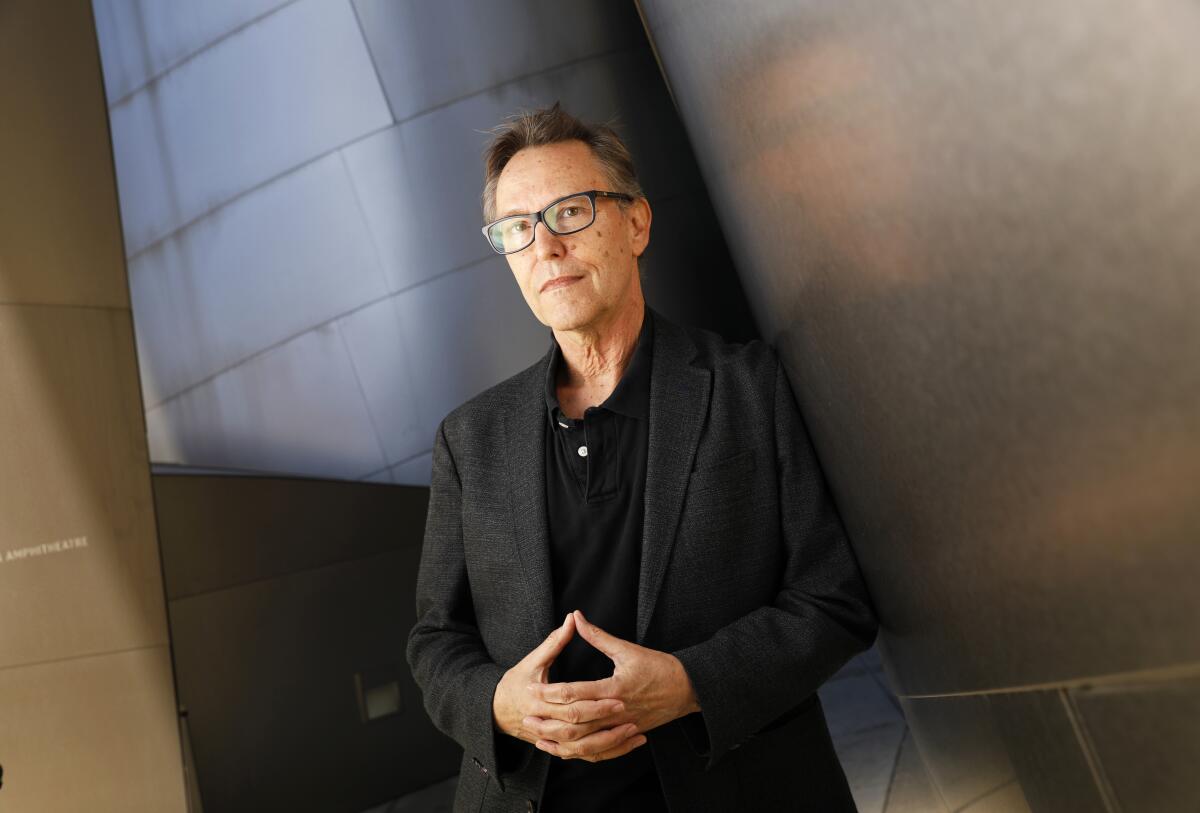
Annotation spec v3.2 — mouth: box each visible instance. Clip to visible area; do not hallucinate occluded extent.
[540,276,582,293]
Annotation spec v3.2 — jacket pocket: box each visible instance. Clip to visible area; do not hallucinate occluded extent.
[687,448,757,509]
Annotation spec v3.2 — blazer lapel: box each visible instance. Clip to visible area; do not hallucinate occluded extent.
[505,343,557,644]
[503,310,713,647]
[637,311,711,643]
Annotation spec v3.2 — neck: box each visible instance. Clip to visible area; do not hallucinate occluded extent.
[552,297,645,392]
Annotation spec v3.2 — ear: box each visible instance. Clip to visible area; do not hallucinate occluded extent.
[627,197,652,258]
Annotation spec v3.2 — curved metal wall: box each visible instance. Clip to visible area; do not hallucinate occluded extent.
[93,0,752,486]
[637,1,1200,810]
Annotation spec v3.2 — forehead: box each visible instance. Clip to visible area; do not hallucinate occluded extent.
[495,140,608,216]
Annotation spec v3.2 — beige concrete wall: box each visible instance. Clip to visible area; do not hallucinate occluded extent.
[0,0,188,810]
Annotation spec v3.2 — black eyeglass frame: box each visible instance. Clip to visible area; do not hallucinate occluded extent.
[481,189,634,255]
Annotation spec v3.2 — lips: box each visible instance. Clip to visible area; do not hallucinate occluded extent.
[541,276,581,293]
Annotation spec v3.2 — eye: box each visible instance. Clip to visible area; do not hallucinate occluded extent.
[507,220,528,234]
[561,206,582,217]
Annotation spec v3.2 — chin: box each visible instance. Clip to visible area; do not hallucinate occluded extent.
[539,297,600,332]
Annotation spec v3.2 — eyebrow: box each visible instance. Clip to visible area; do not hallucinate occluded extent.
[495,190,586,220]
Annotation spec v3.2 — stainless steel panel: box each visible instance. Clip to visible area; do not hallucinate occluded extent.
[97,0,751,488]
[391,255,550,447]
[352,0,644,122]
[389,452,432,487]
[129,151,389,406]
[899,694,1026,812]
[639,0,1200,804]
[107,87,179,255]
[1071,680,1200,813]
[153,473,428,599]
[639,192,758,343]
[341,47,702,294]
[108,0,392,254]
[169,548,456,813]
[987,691,1109,813]
[91,0,293,101]
[362,466,395,484]
[145,322,387,480]
[337,294,429,465]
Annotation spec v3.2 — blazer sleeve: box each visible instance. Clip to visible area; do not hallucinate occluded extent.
[405,418,533,789]
[671,350,878,771]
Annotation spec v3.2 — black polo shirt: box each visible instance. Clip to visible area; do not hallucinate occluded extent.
[540,303,666,811]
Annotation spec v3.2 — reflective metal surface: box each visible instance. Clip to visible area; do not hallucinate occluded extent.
[95,0,754,485]
[155,474,451,813]
[638,0,1200,808]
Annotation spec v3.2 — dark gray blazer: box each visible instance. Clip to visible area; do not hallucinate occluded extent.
[406,305,877,812]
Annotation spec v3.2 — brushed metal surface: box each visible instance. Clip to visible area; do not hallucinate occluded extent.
[639,0,1200,807]
[1071,679,1200,812]
[96,0,754,485]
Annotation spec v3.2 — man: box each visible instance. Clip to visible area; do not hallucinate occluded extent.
[406,103,877,812]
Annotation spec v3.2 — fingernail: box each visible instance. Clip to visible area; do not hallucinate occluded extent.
[612,702,625,713]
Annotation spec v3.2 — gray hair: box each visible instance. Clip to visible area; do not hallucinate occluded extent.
[481,102,645,224]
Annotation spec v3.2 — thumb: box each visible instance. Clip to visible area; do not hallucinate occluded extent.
[572,610,626,660]
[528,612,575,668]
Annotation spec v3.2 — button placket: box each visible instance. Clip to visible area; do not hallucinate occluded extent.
[581,411,593,500]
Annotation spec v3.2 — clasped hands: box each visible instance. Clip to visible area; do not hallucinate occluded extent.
[492,609,700,762]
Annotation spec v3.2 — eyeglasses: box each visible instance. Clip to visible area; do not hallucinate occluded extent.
[482,189,633,255]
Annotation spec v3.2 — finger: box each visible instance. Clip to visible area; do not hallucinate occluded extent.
[522,713,622,743]
[588,732,649,762]
[527,698,625,726]
[572,610,627,660]
[530,677,620,705]
[527,613,576,668]
[536,723,639,760]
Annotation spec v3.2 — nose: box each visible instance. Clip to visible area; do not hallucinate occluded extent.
[532,219,565,261]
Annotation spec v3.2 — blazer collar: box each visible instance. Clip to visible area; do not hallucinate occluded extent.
[504,304,712,645]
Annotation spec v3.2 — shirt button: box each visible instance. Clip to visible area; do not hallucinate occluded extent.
[577,446,588,457]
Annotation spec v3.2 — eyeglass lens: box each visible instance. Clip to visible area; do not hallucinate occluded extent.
[488,194,595,254]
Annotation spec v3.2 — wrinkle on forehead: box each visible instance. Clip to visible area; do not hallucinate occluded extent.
[495,141,608,218]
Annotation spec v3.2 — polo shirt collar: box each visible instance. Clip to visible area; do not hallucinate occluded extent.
[544,303,653,426]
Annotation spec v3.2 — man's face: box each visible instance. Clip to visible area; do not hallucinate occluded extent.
[493,140,650,331]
